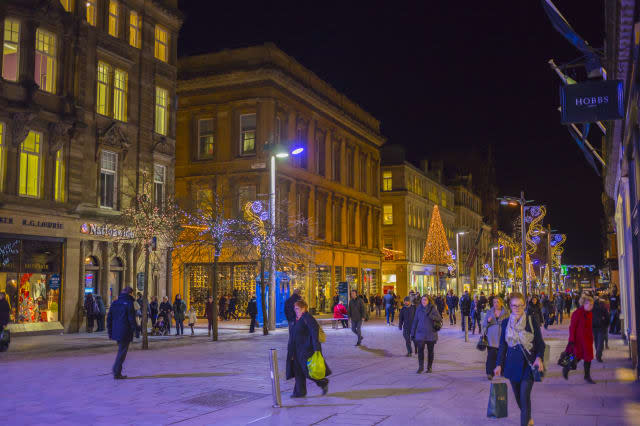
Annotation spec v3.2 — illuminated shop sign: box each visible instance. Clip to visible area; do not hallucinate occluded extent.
[81,223,135,239]
[22,219,64,229]
[560,80,624,123]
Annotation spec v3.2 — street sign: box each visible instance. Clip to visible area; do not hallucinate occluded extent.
[560,80,624,123]
[48,274,61,290]
[137,272,145,291]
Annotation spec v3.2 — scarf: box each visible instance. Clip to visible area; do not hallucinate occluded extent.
[505,313,533,352]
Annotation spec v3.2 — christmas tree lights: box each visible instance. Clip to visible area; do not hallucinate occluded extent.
[422,205,454,267]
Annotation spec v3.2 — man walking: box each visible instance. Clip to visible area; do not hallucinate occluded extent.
[246,296,258,333]
[459,290,471,332]
[609,290,621,335]
[348,290,365,346]
[107,287,136,380]
[592,297,609,362]
[554,292,564,325]
[285,288,302,330]
[383,290,395,325]
[446,290,457,325]
[399,296,417,356]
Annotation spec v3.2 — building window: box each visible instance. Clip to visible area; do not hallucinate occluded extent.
[96,61,111,116]
[360,207,368,247]
[86,0,96,26]
[442,191,447,208]
[359,154,367,193]
[2,19,20,82]
[372,210,380,249]
[19,131,41,198]
[346,147,354,187]
[332,142,341,182]
[108,1,119,37]
[154,164,166,208]
[155,87,169,135]
[54,148,65,202]
[35,28,57,94]
[240,113,256,155]
[293,123,308,169]
[333,199,342,243]
[296,188,309,237]
[0,123,4,191]
[196,187,213,213]
[316,131,325,177]
[198,118,214,158]
[113,69,127,122]
[60,0,73,12]
[238,185,256,213]
[154,25,169,62]
[383,204,393,225]
[100,150,117,208]
[275,117,282,144]
[316,193,326,240]
[348,203,356,244]
[129,11,141,48]
[382,171,392,191]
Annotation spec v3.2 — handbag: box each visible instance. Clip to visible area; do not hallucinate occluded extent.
[476,333,488,351]
[487,381,508,418]
[428,305,443,331]
[557,351,577,370]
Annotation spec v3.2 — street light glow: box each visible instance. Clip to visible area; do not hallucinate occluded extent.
[291,147,304,155]
[275,152,289,158]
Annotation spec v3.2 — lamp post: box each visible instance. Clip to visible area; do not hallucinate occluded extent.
[491,245,501,295]
[456,231,467,295]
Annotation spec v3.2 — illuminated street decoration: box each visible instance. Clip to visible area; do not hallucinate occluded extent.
[421,205,454,273]
[525,205,547,255]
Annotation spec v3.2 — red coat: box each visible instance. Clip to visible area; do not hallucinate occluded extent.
[567,306,594,362]
[333,303,347,319]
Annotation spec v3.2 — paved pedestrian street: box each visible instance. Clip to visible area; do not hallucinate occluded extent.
[2,318,638,426]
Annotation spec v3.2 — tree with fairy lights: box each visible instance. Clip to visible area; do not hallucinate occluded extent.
[113,173,183,350]
[422,205,454,292]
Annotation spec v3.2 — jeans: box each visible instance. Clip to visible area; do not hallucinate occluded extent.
[609,310,620,334]
[340,319,348,328]
[292,358,328,396]
[416,340,435,369]
[175,320,184,335]
[351,319,362,341]
[448,307,456,324]
[472,312,482,334]
[208,318,214,334]
[112,340,130,377]
[486,347,498,376]
[385,306,394,324]
[375,305,381,317]
[593,327,606,360]
[554,309,563,325]
[509,377,533,426]
[249,315,257,333]
[404,333,416,354]
[542,313,550,329]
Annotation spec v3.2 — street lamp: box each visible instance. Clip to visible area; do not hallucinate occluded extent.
[498,192,534,300]
[266,142,304,330]
[491,245,502,295]
[456,231,467,295]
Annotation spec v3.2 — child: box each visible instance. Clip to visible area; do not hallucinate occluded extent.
[187,305,198,336]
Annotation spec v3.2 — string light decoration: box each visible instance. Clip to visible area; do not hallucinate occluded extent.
[525,205,547,255]
[421,205,454,270]
[550,233,566,268]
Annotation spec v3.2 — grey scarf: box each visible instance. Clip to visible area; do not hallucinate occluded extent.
[505,313,533,352]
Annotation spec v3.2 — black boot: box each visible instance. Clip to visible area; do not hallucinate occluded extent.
[416,365,423,374]
[584,361,596,384]
[562,365,570,380]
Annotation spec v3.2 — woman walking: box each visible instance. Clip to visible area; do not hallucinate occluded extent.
[187,304,198,336]
[562,294,596,384]
[286,300,330,397]
[494,292,545,426]
[482,297,509,380]
[173,294,187,336]
[471,294,482,335]
[527,295,543,328]
[410,295,442,373]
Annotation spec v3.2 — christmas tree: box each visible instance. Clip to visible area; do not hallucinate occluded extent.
[422,205,453,266]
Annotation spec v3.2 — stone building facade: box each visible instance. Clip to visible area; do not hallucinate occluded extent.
[173,44,385,316]
[0,0,181,333]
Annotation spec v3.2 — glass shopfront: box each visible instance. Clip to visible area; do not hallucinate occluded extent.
[315,265,331,313]
[346,267,358,293]
[0,236,63,325]
[362,268,380,298]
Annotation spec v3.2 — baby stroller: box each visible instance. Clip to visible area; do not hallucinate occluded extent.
[151,312,170,336]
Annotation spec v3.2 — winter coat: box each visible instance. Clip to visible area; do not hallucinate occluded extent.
[205,301,213,319]
[383,293,394,308]
[398,305,416,337]
[284,293,301,323]
[527,301,543,325]
[410,303,442,343]
[0,298,10,327]
[459,294,471,316]
[173,299,187,322]
[478,295,488,312]
[159,301,172,315]
[497,314,546,382]
[246,299,258,316]
[333,303,347,319]
[187,308,197,325]
[567,306,594,362]
[554,296,564,311]
[591,300,609,330]
[84,294,96,316]
[482,307,509,348]
[107,293,136,343]
[149,300,158,317]
[95,296,106,316]
[446,294,456,309]
[347,297,365,322]
[286,312,332,380]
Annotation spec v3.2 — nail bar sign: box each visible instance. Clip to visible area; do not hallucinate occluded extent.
[560,80,624,123]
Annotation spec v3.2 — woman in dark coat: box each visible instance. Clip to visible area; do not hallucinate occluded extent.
[0,292,10,331]
[527,296,543,327]
[562,294,595,383]
[398,296,417,356]
[149,296,159,327]
[410,295,442,373]
[84,293,96,332]
[494,292,545,426]
[286,299,330,397]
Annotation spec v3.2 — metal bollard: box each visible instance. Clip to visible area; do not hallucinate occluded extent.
[269,348,282,408]
[464,315,469,342]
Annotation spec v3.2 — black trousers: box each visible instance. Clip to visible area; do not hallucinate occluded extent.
[87,315,94,331]
[112,340,130,377]
[96,315,105,331]
[510,377,533,426]
[249,315,257,333]
[292,359,328,396]
[486,347,498,375]
[593,328,606,360]
[403,333,416,354]
[461,314,472,331]
[416,340,435,369]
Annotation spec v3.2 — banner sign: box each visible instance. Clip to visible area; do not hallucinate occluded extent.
[560,80,624,123]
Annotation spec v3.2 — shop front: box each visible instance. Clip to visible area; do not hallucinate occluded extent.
[315,265,331,313]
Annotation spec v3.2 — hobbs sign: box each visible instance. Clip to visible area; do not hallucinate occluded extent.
[560,80,624,123]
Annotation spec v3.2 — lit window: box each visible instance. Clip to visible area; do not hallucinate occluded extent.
[54,148,65,202]
[96,61,111,116]
[19,131,41,198]
[108,1,119,38]
[442,191,447,208]
[35,28,57,94]
[383,204,393,225]
[2,19,20,82]
[129,11,141,48]
[60,0,73,12]
[113,68,128,122]
[100,151,117,208]
[240,113,256,155]
[382,171,392,191]
[0,123,4,192]
[154,25,169,62]
[154,87,168,135]
[154,164,166,208]
[86,0,96,26]
[198,118,214,158]
[196,187,213,213]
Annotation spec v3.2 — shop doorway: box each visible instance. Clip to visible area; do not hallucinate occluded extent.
[109,257,123,305]
[84,256,99,295]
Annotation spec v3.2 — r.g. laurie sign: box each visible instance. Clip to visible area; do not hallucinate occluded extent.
[560,80,624,123]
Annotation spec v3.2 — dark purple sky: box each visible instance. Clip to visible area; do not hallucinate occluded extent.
[178,0,605,265]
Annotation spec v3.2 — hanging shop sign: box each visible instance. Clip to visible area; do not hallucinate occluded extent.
[560,80,624,123]
[81,223,135,239]
[49,274,61,290]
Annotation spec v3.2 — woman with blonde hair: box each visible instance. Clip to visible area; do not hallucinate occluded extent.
[483,296,509,380]
[563,294,596,383]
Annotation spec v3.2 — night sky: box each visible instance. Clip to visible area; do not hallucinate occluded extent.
[178,1,605,265]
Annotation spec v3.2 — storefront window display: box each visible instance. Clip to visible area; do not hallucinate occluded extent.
[334,266,342,299]
[0,237,63,324]
[361,269,380,298]
[345,267,358,293]
[187,264,210,317]
[315,265,331,313]
[382,272,396,295]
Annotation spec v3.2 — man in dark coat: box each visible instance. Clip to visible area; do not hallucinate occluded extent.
[284,288,302,329]
[383,290,395,325]
[218,295,227,321]
[149,296,159,327]
[246,296,258,333]
[459,291,472,332]
[205,296,214,336]
[592,297,609,362]
[159,296,172,334]
[609,290,621,334]
[84,293,96,332]
[107,287,136,380]
[446,290,457,325]
[95,295,106,332]
[0,292,10,331]
[347,290,365,346]
[398,297,417,356]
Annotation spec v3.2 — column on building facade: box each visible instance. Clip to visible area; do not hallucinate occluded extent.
[125,244,134,288]
[307,118,315,173]
[101,242,110,302]
[339,138,346,185]
[308,185,316,241]
[21,20,37,88]
[354,145,361,192]
[75,239,86,333]
[325,130,333,181]
[326,192,333,243]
